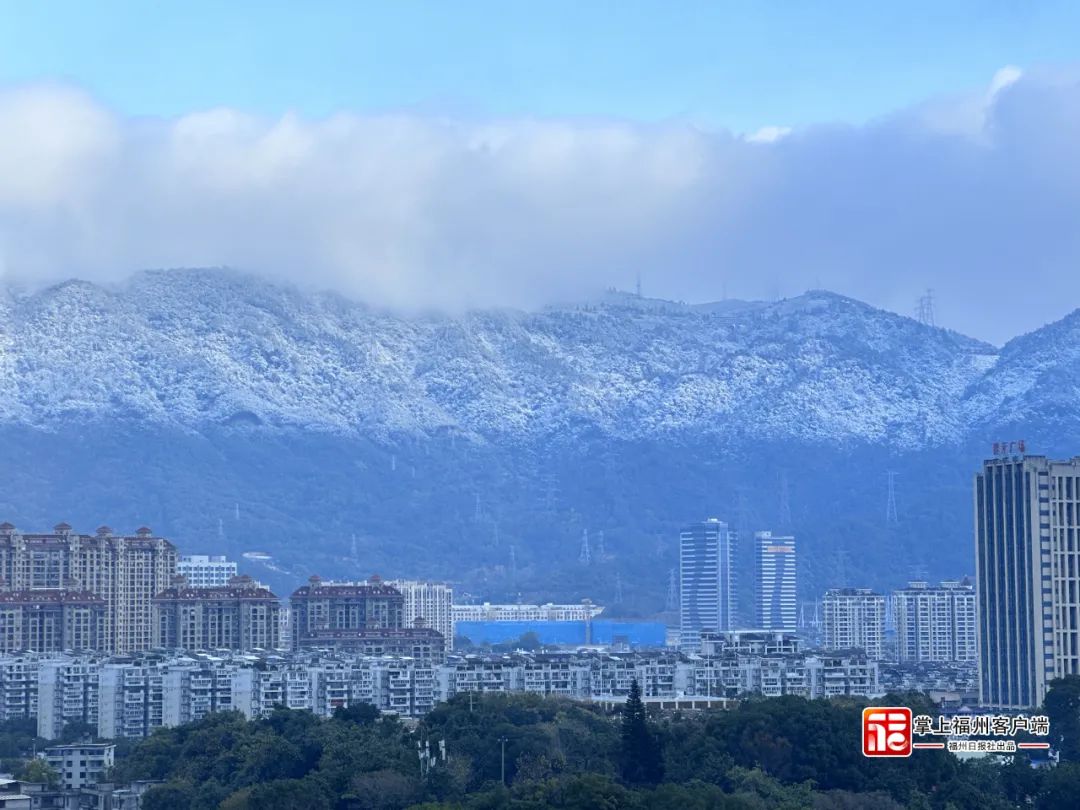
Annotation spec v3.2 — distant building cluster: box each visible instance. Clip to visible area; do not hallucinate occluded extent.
[2,443,1077,731]
[678,519,797,649]
[0,630,876,741]
[0,525,454,669]
[0,523,177,654]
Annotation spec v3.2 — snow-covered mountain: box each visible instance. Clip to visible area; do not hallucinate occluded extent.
[0,269,1074,604]
[0,269,1016,447]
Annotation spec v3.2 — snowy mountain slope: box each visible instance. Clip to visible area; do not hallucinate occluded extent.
[3,268,1079,601]
[962,308,1080,436]
[0,270,1006,448]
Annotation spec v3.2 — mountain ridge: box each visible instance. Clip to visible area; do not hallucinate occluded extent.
[0,269,1030,448]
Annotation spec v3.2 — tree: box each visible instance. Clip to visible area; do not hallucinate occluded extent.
[140,782,194,810]
[619,679,663,785]
[17,758,60,788]
[517,631,542,651]
[332,702,380,725]
[58,720,98,743]
[1036,762,1080,810]
[1044,675,1080,762]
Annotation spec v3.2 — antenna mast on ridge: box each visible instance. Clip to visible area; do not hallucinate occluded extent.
[915,289,936,326]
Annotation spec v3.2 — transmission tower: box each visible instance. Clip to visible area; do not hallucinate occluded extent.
[614,573,624,605]
[596,530,606,558]
[665,569,678,612]
[635,272,642,298]
[886,471,899,523]
[778,470,792,527]
[915,289,936,326]
[579,529,591,565]
[798,600,822,633]
[509,545,517,580]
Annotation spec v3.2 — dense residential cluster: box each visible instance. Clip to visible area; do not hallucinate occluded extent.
[0,629,876,743]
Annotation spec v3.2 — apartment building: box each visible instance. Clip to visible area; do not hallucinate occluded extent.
[0,524,178,654]
[0,590,106,653]
[822,588,886,659]
[153,575,281,651]
[387,580,454,641]
[893,579,977,664]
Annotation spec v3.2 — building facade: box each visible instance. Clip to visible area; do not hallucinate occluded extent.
[822,588,886,660]
[153,575,281,651]
[290,576,444,658]
[10,646,881,740]
[177,555,238,588]
[0,590,106,653]
[893,580,977,664]
[975,455,1080,708]
[41,744,114,790]
[0,524,178,654]
[38,659,100,740]
[756,532,797,632]
[451,602,603,624]
[388,580,454,641]
[679,519,736,650]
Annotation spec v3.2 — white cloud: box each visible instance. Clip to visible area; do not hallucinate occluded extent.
[746,125,792,144]
[988,65,1023,96]
[2,68,1080,342]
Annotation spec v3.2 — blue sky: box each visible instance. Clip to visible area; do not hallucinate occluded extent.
[2,0,1077,130]
[2,2,1080,342]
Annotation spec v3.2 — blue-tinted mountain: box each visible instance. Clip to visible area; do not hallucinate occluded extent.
[0,269,1072,613]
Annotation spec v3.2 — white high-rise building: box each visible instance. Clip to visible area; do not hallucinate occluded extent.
[975,454,1080,709]
[893,580,976,664]
[178,555,238,588]
[822,588,886,660]
[756,532,797,632]
[387,580,454,641]
[679,519,737,650]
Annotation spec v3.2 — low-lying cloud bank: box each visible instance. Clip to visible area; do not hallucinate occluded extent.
[2,67,1079,342]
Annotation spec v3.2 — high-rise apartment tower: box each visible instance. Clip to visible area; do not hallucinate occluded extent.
[679,519,736,649]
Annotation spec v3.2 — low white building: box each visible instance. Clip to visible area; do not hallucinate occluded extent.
[451,602,603,624]
[41,743,115,790]
[177,555,239,588]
